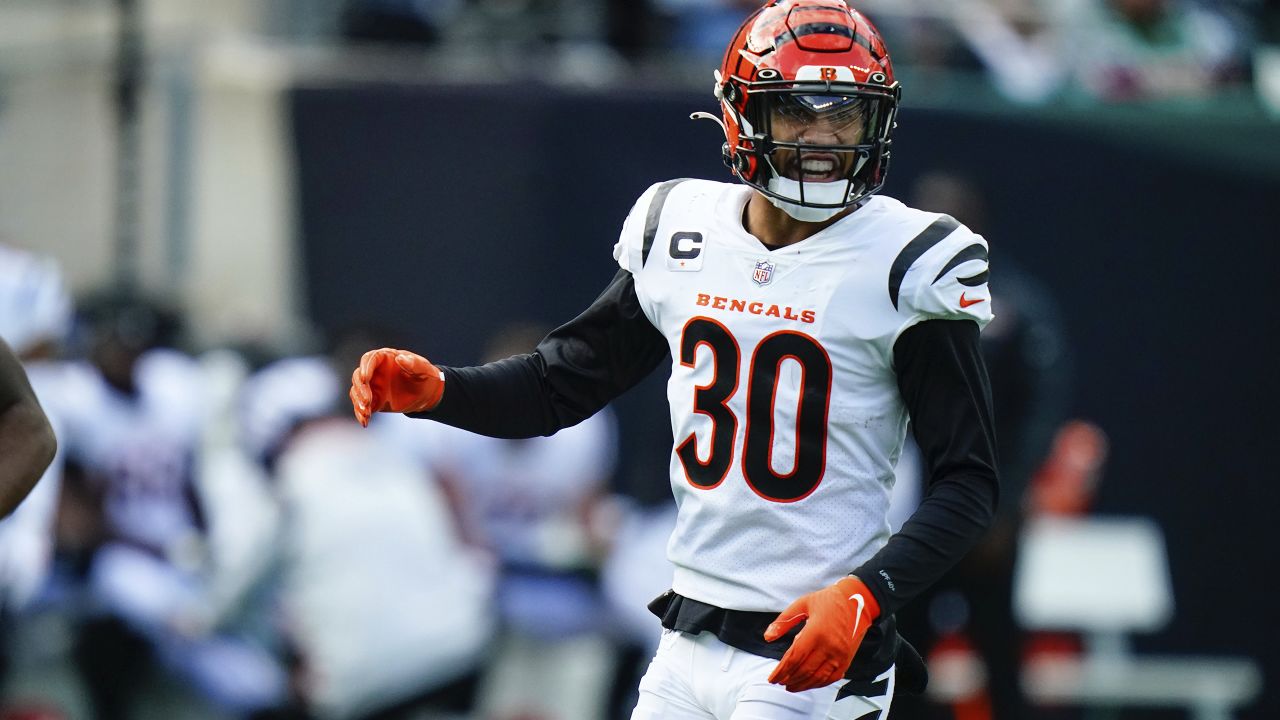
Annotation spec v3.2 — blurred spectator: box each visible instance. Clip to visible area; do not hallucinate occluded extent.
[1053,0,1248,102]
[859,3,985,93]
[1255,0,1280,113]
[948,0,1069,103]
[341,0,463,45]
[890,171,1072,720]
[426,322,620,720]
[237,334,497,720]
[650,0,762,59]
[50,292,286,719]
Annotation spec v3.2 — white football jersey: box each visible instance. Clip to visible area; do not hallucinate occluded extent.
[58,349,211,554]
[613,179,994,611]
[429,410,616,569]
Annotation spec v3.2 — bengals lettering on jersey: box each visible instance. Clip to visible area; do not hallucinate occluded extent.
[613,179,992,611]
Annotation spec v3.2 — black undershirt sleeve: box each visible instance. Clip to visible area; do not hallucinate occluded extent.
[852,318,1000,617]
[413,269,670,438]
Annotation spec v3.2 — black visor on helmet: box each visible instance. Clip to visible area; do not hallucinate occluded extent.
[771,94,873,139]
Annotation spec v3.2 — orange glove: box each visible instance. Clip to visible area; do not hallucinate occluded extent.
[763,575,880,693]
[349,348,445,427]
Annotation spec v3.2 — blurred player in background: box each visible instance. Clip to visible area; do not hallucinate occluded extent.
[0,247,61,521]
[239,330,496,720]
[425,322,619,720]
[349,2,999,718]
[0,244,63,696]
[52,293,285,720]
[0,342,57,521]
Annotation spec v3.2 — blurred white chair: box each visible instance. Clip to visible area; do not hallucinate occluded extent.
[1014,516,1261,720]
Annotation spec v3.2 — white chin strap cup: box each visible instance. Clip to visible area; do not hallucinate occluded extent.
[765,176,853,222]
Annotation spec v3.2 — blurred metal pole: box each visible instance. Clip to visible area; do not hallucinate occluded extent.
[113,0,144,293]
[164,55,194,288]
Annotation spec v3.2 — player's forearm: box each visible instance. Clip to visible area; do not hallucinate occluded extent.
[852,471,997,615]
[855,318,999,615]
[0,398,57,519]
[424,355,568,438]
[415,269,668,438]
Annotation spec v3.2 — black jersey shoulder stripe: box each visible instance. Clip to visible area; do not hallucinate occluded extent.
[641,179,690,267]
[931,243,988,285]
[958,270,989,287]
[889,215,959,310]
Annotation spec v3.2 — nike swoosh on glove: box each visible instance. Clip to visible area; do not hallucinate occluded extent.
[349,348,445,427]
[763,575,881,693]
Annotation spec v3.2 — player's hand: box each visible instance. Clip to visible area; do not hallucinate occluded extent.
[763,575,880,693]
[349,348,445,427]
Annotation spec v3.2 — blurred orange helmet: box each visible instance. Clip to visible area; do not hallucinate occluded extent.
[710,1,900,221]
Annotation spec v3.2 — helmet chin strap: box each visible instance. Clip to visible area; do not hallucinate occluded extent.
[761,149,873,221]
[766,195,849,222]
[765,176,854,222]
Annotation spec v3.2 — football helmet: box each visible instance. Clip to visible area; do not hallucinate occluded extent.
[701,0,900,222]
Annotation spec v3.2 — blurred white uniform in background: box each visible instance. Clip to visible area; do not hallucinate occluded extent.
[276,419,496,719]
[58,345,287,714]
[58,349,208,563]
[429,410,619,720]
[602,501,677,657]
[241,355,497,719]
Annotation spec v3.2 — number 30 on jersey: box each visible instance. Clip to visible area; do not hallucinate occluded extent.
[677,316,832,503]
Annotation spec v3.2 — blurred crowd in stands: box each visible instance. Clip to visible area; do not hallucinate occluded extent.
[316,0,1279,107]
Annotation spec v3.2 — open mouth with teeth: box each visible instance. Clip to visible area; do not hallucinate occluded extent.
[784,152,849,183]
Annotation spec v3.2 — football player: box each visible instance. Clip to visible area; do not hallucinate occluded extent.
[0,337,56,520]
[0,245,67,694]
[57,295,287,717]
[348,2,998,718]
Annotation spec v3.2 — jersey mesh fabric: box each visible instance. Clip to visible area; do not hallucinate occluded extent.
[614,180,992,611]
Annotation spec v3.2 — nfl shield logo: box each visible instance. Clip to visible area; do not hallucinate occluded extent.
[752,260,775,286]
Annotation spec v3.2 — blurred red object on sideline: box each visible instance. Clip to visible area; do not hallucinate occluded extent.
[1026,421,1109,517]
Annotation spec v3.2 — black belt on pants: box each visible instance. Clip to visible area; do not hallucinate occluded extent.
[647,590,929,697]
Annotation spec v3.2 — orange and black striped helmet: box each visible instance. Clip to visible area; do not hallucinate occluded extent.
[707,1,900,219]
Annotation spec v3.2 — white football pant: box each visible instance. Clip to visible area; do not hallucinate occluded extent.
[632,629,894,720]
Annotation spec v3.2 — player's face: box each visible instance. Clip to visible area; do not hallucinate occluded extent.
[768,95,869,183]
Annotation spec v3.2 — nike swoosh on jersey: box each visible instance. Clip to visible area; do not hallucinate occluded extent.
[959,292,985,308]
